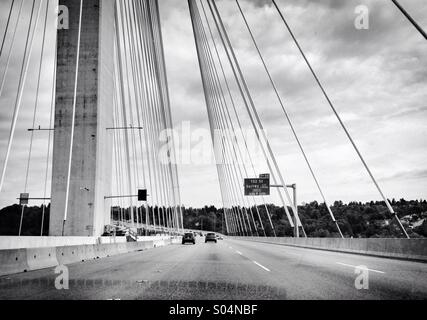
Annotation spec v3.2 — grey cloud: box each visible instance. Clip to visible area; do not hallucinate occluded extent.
[380,168,427,182]
[0,0,426,208]
[385,105,427,120]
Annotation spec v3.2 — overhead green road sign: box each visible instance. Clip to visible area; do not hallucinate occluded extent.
[244,178,270,196]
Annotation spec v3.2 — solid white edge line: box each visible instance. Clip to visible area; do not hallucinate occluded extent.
[336,262,385,274]
[253,261,271,272]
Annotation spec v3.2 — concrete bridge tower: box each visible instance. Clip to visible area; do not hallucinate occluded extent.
[49,0,115,236]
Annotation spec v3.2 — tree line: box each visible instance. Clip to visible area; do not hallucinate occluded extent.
[0,199,426,238]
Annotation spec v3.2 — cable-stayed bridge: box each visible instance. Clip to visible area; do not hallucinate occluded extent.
[0,0,426,300]
[1,0,184,237]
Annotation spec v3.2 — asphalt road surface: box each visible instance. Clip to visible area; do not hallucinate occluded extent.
[0,237,426,300]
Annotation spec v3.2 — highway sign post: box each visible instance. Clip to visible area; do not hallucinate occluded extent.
[243,175,305,237]
[270,183,302,238]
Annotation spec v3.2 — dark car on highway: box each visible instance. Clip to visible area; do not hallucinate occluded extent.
[182,233,196,245]
[205,233,217,243]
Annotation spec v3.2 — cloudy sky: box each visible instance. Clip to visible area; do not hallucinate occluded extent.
[0,0,426,209]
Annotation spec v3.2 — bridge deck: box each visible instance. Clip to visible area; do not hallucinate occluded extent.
[0,238,426,300]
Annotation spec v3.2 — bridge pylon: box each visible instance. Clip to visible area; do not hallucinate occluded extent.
[49,0,115,236]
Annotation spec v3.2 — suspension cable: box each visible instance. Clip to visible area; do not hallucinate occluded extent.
[391,0,427,40]
[152,0,184,232]
[41,0,56,236]
[208,0,305,235]
[236,0,343,238]
[272,0,408,239]
[129,0,151,232]
[189,0,239,235]
[0,0,37,196]
[198,0,267,235]
[0,0,24,97]
[200,0,269,236]
[191,0,244,233]
[0,0,15,58]
[198,2,258,236]
[20,0,50,236]
[133,0,157,233]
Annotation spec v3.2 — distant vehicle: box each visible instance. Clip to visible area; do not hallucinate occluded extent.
[182,233,196,245]
[115,228,127,237]
[205,233,217,243]
[217,235,224,240]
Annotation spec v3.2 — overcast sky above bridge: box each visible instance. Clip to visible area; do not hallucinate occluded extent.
[0,0,426,209]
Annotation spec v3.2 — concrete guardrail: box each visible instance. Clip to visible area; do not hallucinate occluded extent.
[0,236,182,277]
[231,237,427,262]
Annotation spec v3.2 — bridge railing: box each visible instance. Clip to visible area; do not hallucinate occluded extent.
[230,236,427,262]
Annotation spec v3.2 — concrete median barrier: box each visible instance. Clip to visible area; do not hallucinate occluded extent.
[0,236,99,250]
[0,249,29,276]
[26,247,58,272]
[94,243,115,259]
[232,237,427,262]
[127,241,151,251]
[56,245,96,265]
[56,246,78,265]
[0,236,178,277]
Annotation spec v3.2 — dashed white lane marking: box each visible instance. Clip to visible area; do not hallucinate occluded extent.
[252,261,271,272]
[336,262,385,274]
[230,248,271,272]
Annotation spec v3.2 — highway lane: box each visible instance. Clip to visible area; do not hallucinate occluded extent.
[0,237,426,300]
[226,239,427,300]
